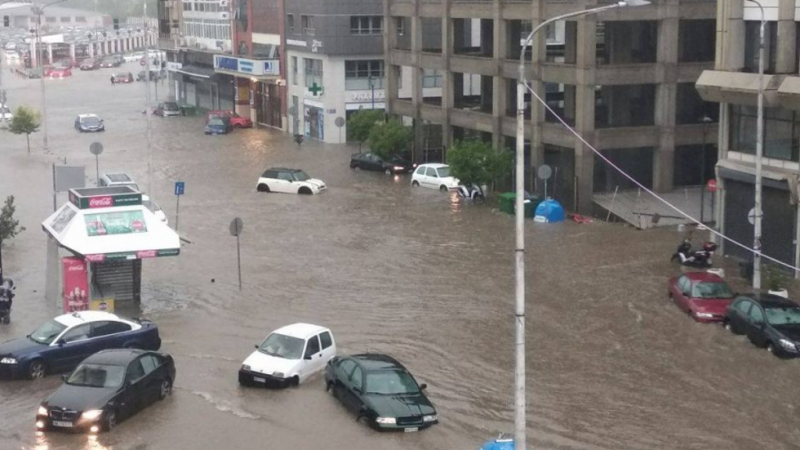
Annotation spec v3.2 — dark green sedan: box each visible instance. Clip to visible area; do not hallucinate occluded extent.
[324,354,438,431]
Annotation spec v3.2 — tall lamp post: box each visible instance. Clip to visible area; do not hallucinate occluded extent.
[513,2,648,449]
[748,0,765,290]
[143,3,153,194]
[700,115,713,223]
[32,0,67,153]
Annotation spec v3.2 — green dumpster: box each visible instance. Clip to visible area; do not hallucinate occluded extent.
[497,193,540,217]
[180,105,197,117]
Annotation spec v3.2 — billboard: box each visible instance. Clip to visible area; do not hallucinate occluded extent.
[62,257,89,313]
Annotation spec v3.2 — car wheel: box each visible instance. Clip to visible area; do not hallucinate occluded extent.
[159,379,172,400]
[385,168,393,175]
[412,180,420,187]
[326,382,337,398]
[291,376,300,387]
[298,187,313,195]
[233,123,242,129]
[353,165,361,171]
[440,185,449,192]
[257,184,270,193]
[357,415,370,426]
[103,410,117,432]
[28,360,45,380]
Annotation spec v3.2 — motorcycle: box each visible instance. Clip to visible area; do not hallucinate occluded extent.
[458,184,485,202]
[0,279,15,324]
[671,240,717,268]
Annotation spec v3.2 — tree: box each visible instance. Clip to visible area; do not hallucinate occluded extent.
[447,139,513,188]
[347,110,384,151]
[8,107,41,154]
[0,196,25,283]
[367,119,411,159]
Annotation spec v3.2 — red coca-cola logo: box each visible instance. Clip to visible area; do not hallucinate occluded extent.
[89,196,113,208]
[137,250,157,259]
[85,254,105,262]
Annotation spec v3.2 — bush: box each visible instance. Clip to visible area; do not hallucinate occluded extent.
[367,119,411,160]
[447,140,513,188]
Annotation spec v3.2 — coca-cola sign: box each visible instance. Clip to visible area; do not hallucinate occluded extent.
[88,196,114,208]
[137,250,157,259]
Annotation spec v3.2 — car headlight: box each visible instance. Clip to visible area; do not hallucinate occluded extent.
[37,405,48,416]
[393,166,404,171]
[81,409,103,420]
[272,372,284,378]
[0,357,17,364]
[242,364,251,371]
[375,417,396,424]
[695,312,715,318]
[422,414,438,422]
[779,338,796,350]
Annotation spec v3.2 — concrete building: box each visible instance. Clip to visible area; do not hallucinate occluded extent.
[384,0,718,212]
[0,2,109,30]
[696,0,800,269]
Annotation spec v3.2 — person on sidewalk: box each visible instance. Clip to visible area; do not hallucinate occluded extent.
[110,75,115,85]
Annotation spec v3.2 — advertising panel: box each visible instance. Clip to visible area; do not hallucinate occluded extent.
[85,210,147,236]
[62,257,89,313]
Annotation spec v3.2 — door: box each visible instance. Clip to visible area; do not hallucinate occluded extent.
[274,171,294,193]
[123,358,147,417]
[301,335,323,381]
[745,303,768,345]
[730,299,752,333]
[425,167,439,188]
[318,331,335,366]
[344,365,365,413]
[672,276,690,312]
[50,323,96,372]
[138,354,162,405]
[90,321,132,351]
[334,359,356,399]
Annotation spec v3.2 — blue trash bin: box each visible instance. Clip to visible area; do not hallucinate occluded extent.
[533,198,566,223]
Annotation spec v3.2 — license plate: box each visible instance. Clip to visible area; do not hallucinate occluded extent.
[52,421,73,428]
[253,377,266,383]
[404,427,419,433]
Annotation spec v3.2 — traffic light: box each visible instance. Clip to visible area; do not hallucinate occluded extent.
[113,18,119,30]
[3,16,9,27]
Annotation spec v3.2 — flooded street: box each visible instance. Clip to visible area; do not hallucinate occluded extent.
[1,66,800,450]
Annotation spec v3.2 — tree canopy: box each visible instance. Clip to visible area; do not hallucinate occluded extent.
[0,196,24,244]
[8,107,41,154]
[367,119,411,159]
[347,110,384,149]
[447,140,513,187]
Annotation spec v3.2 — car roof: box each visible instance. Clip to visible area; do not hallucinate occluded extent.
[77,114,100,119]
[740,293,799,308]
[83,349,149,365]
[103,173,134,183]
[265,167,302,173]
[419,163,448,168]
[682,272,724,282]
[351,353,405,371]
[54,311,124,328]
[272,323,329,340]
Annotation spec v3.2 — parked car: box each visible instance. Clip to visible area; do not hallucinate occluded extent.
[79,58,100,70]
[668,272,735,322]
[724,294,800,357]
[35,349,175,433]
[206,110,252,129]
[74,114,105,132]
[112,72,133,83]
[256,168,327,195]
[325,353,438,431]
[0,103,12,122]
[48,66,72,78]
[99,55,123,68]
[239,323,336,387]
[123,52,143,63]
[0,311,161,379]
[350,152,416,175]
[136,69,163,81]
[204,116,231,135]
[154,101,181,117]
[98,172,139,190]
[142,195,167,224]
[410,163,460,192]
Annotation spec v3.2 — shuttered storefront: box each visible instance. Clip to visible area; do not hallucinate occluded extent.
[90,260,142,304]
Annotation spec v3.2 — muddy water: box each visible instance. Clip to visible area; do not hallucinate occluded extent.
[0,65,799,450]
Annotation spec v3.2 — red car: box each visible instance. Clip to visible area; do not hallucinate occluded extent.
[668,272,735,322]
[206,110,253,129]
[48,66,72,78]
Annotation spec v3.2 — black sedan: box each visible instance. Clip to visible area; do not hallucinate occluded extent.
[724,293,800,357]
[324,353,438,431]
[36,349,175,433]
[350,153,416,175]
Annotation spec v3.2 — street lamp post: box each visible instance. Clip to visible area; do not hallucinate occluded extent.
[514,2,648,449]
[143,3,153,194]
[700,115,713,223]
[748,0,765,290]
[32,0,66,153]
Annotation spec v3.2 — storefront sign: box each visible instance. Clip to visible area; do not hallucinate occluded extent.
[214,55,280,77]
[166,61,183,72]
[347,91,386,102]
[62,257,89,313]
[85,210,148,236]
[84,248,181,262]
[263,61,279,75]
[286,39,307,47]
[70,192,142,209]
[90,298,115,312]
[215,55,239,72]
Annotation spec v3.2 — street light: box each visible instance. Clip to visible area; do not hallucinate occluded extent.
[513,2,649,449]
[32,0,67,153]
[700,115,714,223]
[748,0,765,290]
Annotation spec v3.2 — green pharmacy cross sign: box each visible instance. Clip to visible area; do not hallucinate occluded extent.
[309,82,323,96]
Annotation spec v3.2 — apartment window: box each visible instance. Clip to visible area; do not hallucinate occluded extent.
[744,21,777,73]
[183,1,192,11]
[396,17,404,36]
[304,58,323,90]
[422,68,442,88]
[46,17,56,23]
[75,16,86,23]
[302,15,314,36]
[292,56,298,86]
[730,105,799,161]
[350,16,382,35]
[345,60,384,90]
[288,14,295,33]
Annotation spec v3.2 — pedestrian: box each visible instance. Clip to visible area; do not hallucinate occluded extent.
[110,75,115,86]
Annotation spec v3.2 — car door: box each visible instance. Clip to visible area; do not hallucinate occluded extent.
[671,276,689,311]
[369,154,384,171]
[730,299,753,333]
[90,320,133,351]
[333,359,356,399]
[138,354,162,406]
[745,303,768,345]
[344,365,365,414]
[425,167,439,188]
[301,335,323,381]
[122,357,147,417]
[50,323,96,372]
[318,331,336,366]
[413,166,427,184]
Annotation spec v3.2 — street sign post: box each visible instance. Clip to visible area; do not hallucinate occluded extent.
[89,142,103,185]
[229,217,244,291]
[537,164,553,198]
[174,181,185,231]
[139,58,146,66]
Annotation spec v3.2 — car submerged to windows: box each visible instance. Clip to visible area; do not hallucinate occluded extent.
[411,164,460,192]
[74,114,105,132]
[668,272,735,322]
[204,117,231,135]
[0,311,161,379]
[724,294,800,357]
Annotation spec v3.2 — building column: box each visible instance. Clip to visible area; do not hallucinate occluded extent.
[410,0,424,161]
[717,0,744,71]
[441,0,453,150]
[88,42,94,58]
[653,0,679,193]
[46,43,53,65]
[777,0,796,73]
[384,0,398,123]
[491,0,506,151]
[528,0,546,172]
[69,43,75,65]
[30,41,37,68]
[573,14,598,213]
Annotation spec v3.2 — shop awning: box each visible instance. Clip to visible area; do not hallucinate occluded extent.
[176,64,216,79]
[212,67,279,81]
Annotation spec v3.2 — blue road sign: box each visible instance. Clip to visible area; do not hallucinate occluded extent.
[174,181,185,196]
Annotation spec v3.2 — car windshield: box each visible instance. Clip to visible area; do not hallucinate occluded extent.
[164,102,179,110]
[765,306,800,325]
[209,118,225,126]
[292,171,310,182]
[436,167,451,177]
[142,199,162,212]
[365,369,421,395]
[258,333,304,359]
[690,282,734,299]
[82,117,100,125]
[29,319,67,345]
[66,363,125,388]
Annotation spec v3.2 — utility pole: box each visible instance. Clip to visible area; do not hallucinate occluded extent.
[700,115,713,223]
[144,2,153,195]
[749,0,765,290]
[35,5,49,153]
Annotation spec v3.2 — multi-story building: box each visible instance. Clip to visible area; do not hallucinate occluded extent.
[384,0,718,212]
[0,2,109,30]
[696,0,800,269]
[284,0,387,143]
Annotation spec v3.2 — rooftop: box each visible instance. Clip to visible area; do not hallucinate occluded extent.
[273,323,329,340]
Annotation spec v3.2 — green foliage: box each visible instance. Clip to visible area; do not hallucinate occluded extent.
[764,264,789,291]
[8,106,40,153]
[0,196,25,244]
[447,140,513,187]
[347,110,384,146]
[367,119,411,159]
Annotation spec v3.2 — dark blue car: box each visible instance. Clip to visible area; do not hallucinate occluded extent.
[204,116,231,135]
[0,311,161,380]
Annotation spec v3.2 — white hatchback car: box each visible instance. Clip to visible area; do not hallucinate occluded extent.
[411,163,460,192]
[239,323,336,387]
[256,167,327,195]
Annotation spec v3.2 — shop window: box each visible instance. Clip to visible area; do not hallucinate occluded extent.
[350,16,382,35]
[302,15,314,36]
[75,16,86,22]
[60,17,70,23]
[729,105,799,161]
[345,60,384,90]
[304,58,323,90]
[675,83,718,125]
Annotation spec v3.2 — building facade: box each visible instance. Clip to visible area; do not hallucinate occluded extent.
[697,0,800,269]
[384,0,718,212]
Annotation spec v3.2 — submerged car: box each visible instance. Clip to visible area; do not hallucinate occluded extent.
[411,163,460,192]
[36,349,175,433]
[724,294,800,357]
[325,353,438,431]
[204,116,231,135]
[256,168,326,195]
[239,323,336,387]
[154,101,181,117]
[668,272,735,322]
[112,72,133,83]
[79,58,100,70]
[350,152,416,175]
[74,114,105,132]
[0,311,161,379]
[99,55,123,68]
[206,110,252,129]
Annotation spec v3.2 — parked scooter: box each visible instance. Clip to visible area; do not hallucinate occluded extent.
[458,184,485,202]
[671,239,717,268]
[0,278,15,325]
